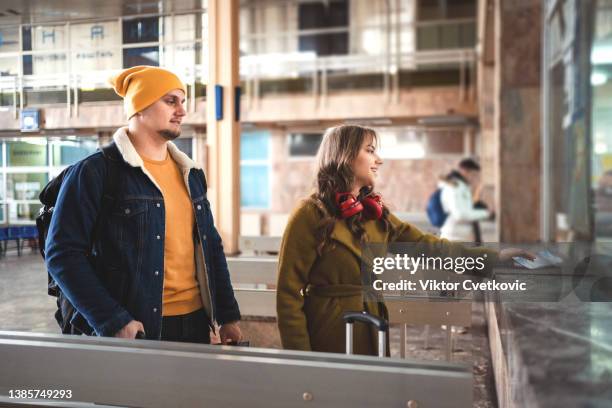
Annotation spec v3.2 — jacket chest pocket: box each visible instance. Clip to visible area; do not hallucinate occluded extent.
[110,201,147,250]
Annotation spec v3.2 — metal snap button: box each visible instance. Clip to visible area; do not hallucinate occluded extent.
[156,203,161,208]
[124,208,130,214]
[197,204,202,210]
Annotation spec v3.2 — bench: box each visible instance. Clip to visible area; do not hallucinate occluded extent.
[239,235,281,255]
[0,225,38,257]
[227,257,277,317]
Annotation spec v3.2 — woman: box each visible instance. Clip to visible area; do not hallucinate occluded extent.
[276,124,527,355]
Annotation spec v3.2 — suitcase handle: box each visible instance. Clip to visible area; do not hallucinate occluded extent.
[343,311,388,357]
[343,311,389,331]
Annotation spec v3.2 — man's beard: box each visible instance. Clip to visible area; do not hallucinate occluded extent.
[158,129,181,141]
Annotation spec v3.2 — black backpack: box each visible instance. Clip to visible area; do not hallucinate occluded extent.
[36,142,122,335]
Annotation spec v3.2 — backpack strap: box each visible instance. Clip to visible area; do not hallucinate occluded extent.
[90,142,123,251]
[100,142,122,207]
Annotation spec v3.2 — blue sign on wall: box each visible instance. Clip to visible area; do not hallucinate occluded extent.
[20,109,41,132]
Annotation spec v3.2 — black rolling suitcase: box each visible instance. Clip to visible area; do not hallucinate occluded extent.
[343,311,389,357]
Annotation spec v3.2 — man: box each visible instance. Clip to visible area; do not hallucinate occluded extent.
[439,158,492,242]
[45,66,242,343]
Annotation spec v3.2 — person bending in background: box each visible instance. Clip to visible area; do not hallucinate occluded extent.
[440,158,493,243]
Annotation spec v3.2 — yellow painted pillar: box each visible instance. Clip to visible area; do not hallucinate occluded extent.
[206,0,241,254]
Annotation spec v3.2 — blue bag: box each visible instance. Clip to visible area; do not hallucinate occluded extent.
[426,188,448,228]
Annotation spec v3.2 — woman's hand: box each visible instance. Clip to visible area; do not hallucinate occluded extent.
[499,248,536,262]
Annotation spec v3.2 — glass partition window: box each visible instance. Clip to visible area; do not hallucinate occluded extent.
[161,14,198,75]
[51,139,98,166]
[378,128,426,159]
[123,17,160,44]
[350,0,416,57]
[32,25,66,50]
[0,14,206,102]
[416,0,477,50]
[122,17,160,68]
[0,136,98,224]
[298,0,349,56]
[0,56,19,76]
[417,21,476,50]
[123,46,159,68]
[543,0,596,240]
[0,5,477,99]
[172,137,193,158]
[31,51,69,75]
[241,131,270,208]
[417,0,477,20]
[0,26,20,53]
[0,163,5,224]
[29,25,68,75]
[70,21,121,72]
[10,203,43,224]
[288,133,322,157]
[237,0,476,90]
[6,140,48,167]
[0,3,477,102]
[241,166,270,209]
[6,172,47,223]
[592,1,612,238]
[6,172,48,201]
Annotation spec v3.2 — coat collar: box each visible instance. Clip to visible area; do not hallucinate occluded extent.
[112,126,201,172]
[306,198,388,263]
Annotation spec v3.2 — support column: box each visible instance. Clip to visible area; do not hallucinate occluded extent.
[477,0,497,236]
[207,0,241,254]
[494,0,542,243]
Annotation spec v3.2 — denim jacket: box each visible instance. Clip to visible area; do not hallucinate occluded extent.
[45,127,241,338]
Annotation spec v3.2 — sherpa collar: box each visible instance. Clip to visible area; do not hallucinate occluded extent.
[112,126,201,172]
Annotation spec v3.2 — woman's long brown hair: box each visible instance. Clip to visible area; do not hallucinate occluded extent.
[309,124,391,255]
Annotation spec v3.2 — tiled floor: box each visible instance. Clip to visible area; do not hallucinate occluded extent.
[0,251,58,333]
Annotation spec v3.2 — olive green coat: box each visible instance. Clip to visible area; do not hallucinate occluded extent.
[276,199,496,355]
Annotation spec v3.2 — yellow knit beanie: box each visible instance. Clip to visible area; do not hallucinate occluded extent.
[109,66,186,118]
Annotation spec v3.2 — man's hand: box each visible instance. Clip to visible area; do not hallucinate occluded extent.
[219,322,242,344]
[499,248,536,262]
[115,320,144,339]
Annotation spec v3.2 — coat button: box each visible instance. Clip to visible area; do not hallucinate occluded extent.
[124,208,130,214]
[156,203,161,208]
[156,235,161,240]
[197,204,202,210]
